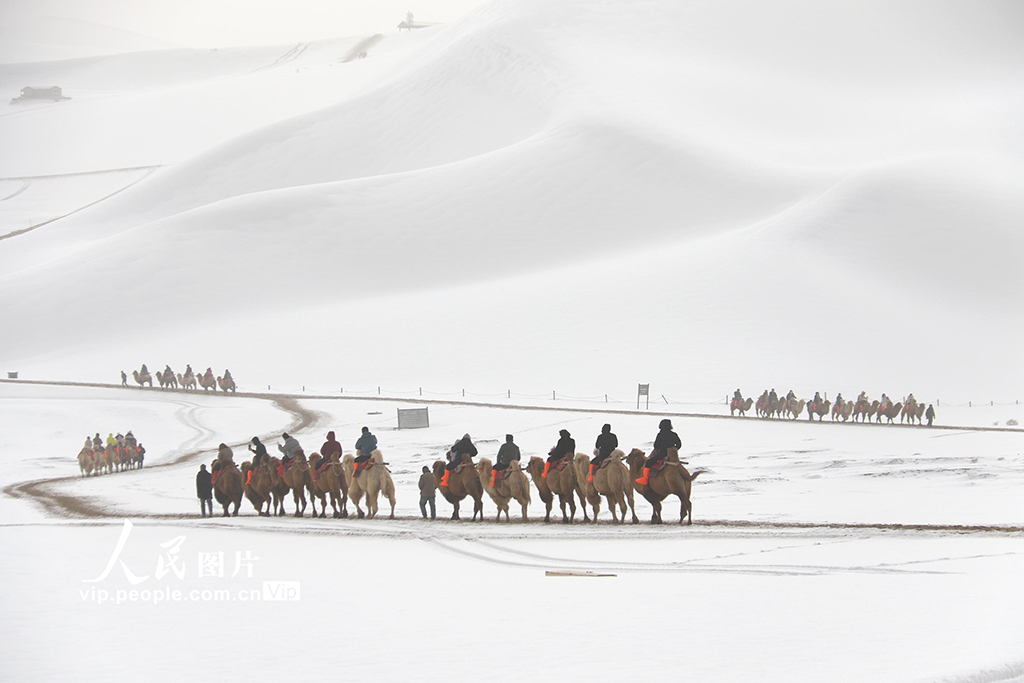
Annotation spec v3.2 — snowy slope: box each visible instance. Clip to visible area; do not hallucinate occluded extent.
[0,0,1022,403]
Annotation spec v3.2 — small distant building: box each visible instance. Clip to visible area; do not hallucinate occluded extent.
[398,12,438,30]
[11,86,70,103]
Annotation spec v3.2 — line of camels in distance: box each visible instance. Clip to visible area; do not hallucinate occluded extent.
[125,365,236,393]
[731,390,933,424]
[205,444,700,526]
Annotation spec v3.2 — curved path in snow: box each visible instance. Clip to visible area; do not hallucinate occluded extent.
[2,392,322,519]
[1,378,1022,538]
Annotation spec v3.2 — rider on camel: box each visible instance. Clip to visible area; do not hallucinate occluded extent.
[318,431,342,474]
[352,427,377,477]
[636,419,681,485]
[441,434,477,487]
[278,433,301,468]
[491,434,520,487]
[588,424,618,481]
[125,431,137,448]
[543,429,575,478]
[247,437,268,484]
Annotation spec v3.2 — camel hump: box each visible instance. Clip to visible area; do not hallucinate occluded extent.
[370,449,384,463]
[667,447,681,463]
[611,449,625,459]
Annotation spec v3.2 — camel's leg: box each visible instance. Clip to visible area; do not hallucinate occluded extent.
[558,495,569,523]
[451,500,460,521]
[567,493,577,523]
[520,500,528,522]
[606,494,618,523]
[474,497,484,522]
[388,494,396,520]
[544,499,552,523]
[679,497,692,525]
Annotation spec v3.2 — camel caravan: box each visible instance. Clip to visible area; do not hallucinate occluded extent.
[122,364,236,393]
[198,422,701,525]
[77,431,145,476]
[732,389,936,426]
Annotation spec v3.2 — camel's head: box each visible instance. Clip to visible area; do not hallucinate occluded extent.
[431,460,447,481]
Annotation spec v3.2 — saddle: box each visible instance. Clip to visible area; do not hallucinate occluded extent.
[493,466,511,485]
[593,457,614,475]
[314,460,334,480]
[549,457,569,473]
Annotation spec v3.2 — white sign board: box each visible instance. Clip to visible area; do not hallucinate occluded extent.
[397,407,429,429]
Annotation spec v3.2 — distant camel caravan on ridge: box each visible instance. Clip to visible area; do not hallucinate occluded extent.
[732,389,935,426]
[122,364,236,393]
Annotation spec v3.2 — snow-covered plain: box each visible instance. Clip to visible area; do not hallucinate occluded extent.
[1,0,1023,681]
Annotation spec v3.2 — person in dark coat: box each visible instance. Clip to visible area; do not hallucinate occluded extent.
[320,431,342,461]
[925,404,936,427]
[636,419,681,485]
[491,434,521,487]
[318,430,342,474]
[589,424,618,481]
[441,434,477,487]
[353,427,377,476]
[121,370,127,386]
[418,466,436,519]
[196,464,213,516]
[247,437,268,484]
[543,429,575,478]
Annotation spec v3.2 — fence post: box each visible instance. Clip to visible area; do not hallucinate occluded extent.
[553,391,556,400]
[508,390,511,399]
[419,387,422,396]
[605,394,608,403]
[302,386,305,392]
[378,386,381,395]
[969,401,972,407]
[462,389,465,397]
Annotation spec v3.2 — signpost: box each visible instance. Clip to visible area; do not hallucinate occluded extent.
[397,407,429,430]
[637,384,649,410]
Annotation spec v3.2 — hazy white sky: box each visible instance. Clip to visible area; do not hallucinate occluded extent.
[0,0,491,47]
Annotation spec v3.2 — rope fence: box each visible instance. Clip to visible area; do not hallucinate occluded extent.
[251,383,1021,411]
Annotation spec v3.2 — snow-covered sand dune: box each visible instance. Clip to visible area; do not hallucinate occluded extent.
[0,0,1021,402]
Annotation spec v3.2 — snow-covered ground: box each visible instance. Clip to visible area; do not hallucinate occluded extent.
[2,0,1023,680]
[1,381,1023,682]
